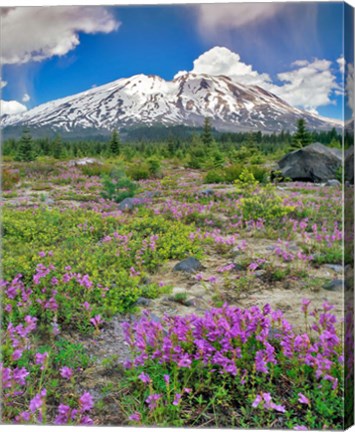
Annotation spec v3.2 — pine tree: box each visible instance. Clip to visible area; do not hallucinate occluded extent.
[110,129,121,155]
[52,134,63,159]
[291,118,311,150]
[16,127,34,161]
[201,117,214,146]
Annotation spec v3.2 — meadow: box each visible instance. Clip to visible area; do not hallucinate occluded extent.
[1,131,348,429]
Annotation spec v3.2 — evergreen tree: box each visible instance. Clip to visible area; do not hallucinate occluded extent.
[52,134,63,159]
[16,128,34,161]
[110,129,121,155]
[291,118,311,150]
[201,117,214,146]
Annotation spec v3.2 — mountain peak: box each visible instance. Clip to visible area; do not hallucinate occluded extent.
[1,72,339,139]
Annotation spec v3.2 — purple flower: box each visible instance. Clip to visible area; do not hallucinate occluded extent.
[164,374,170,385]
[35,352,48,366]
[29,389,46,412]
[294,426,308,430]
[90,315,103,328]
[145,393,161,411]
[138,372,151,385]
[298,393,310,405]
[173,393,182,406]
[252,395,262,408]
[129,412,141,422]
[79,392,94,412]
[60,366,73,380]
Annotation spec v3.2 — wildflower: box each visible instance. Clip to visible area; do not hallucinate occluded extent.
[60,366,73,380]
[173,393,182,406]
[138,372,151,385]
[252,394,262,408]
[79,392,94,412]
[298,393,310,405]
[129,412,141,422]
[80,416,94,425]
[29,389,46,412]
[294,426,308,430]
[90,315,103,328]
[145,393,161,411]
[164,374,170,385]
[35,352,48,368]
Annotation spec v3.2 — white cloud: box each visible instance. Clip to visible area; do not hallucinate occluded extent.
[337,56,345,74]
[196,3,286,32]
[270,59,340,110]
[174,46,272,87]
[1,6,119,64]
[0,80,7,89]
[1,100,28,115]
[22,93,30,103]
[176,47,341,112]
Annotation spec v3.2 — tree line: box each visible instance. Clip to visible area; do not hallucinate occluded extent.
[2,118,346,162]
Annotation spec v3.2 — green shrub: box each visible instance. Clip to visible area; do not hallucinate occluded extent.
[80,163,112,177]
[224,164,243,183]
[101,169,138,202]
[203,169,225,184]
[2,169,20,190]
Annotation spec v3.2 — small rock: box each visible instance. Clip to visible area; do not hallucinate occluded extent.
[135,297,151,306]
[323,264,343,274]
[45,198,55,205]
[326,179,341,187]
[173,257,204,274]
[184,299,196,307]
[68,157,101,167]
[118,197,144,211]
[255,270,266,279]
[200,189,215,196]
[323,279,343,292]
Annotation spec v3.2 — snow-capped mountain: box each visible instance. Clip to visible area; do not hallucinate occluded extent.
[1,73,341,138]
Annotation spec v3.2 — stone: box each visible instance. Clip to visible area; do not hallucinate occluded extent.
[200,189,215,196]
[323,279,343,292]
[118,197,144,211]
[323,264,343,274]
[325,179,341,187]
[68,157,101,167]
[345,146,354,184]
[173,257,204,273]
[135,297,151,306]
[278,143,342,182]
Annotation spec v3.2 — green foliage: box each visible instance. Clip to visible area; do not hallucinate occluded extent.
[201,117,214,146]
[203,169,225,184]
[291,118,311,150]
[16,128,35,162]
[2,168,20,190]
[238,185,295,223]
[79,163,113,177]
[109,129,121,155]
[101,169,138,202]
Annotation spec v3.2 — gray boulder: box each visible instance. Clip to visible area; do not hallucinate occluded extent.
[278,143,342,182]
[173,257,204,274]
[323,279,343,292]
[326,179,341,187]
[118,197,144,211]
[345,146,354,184]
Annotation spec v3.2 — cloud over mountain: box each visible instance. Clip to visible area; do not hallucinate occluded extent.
[176,47,342,114]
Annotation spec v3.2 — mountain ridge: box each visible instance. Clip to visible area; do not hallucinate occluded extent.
[1,72,342,139]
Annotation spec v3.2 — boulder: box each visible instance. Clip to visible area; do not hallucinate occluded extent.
[278,143,342,182]
[326,179,341,187]
[118,197,144,211]
[68,157,102,167]
[323,279,343,292]
[345,146,354,184]
[173,257,204,274]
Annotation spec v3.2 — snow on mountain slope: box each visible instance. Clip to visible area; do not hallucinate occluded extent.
[1,73,340,136]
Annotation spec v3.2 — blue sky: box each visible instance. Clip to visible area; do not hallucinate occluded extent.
[1,3,351,120]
